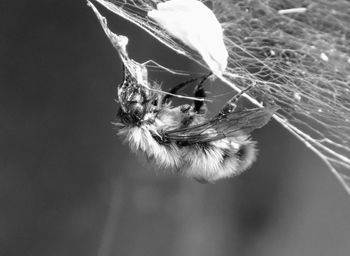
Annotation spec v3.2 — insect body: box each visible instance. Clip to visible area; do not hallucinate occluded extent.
[116,65,278,183]
[87,3,277,182]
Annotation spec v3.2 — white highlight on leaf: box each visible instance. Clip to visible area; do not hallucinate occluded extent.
[147,0,228,76]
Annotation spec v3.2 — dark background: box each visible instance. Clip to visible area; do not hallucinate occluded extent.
[1,1,350,256]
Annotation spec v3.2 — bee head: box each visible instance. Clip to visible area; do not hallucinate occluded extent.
[117,68,153,125]
[118,87,150,125]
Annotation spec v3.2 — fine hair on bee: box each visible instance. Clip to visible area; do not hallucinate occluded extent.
[115,64,278,183]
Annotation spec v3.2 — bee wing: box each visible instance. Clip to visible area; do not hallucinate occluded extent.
[164,105,279,144]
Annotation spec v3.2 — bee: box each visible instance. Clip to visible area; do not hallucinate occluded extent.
[115,62,278,183]
[87,3,277,182]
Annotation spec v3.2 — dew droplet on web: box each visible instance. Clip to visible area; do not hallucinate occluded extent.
[294,92,301,101]
[320,52,329,62]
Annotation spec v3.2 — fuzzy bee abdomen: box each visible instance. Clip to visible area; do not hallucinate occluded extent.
[118,122,257,182]
[180,135,257,183]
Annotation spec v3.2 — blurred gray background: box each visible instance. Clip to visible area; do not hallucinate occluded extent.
[1,1,350,256]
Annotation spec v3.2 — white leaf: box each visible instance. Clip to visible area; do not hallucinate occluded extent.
[148,0,228,76]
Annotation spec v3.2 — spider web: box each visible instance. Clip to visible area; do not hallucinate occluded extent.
[90,0,350,194]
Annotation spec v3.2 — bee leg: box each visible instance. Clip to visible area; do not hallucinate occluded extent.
[162,77,199,104]
[193,72,212,113]
[219,85,253,115]
[162,73,211,104]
